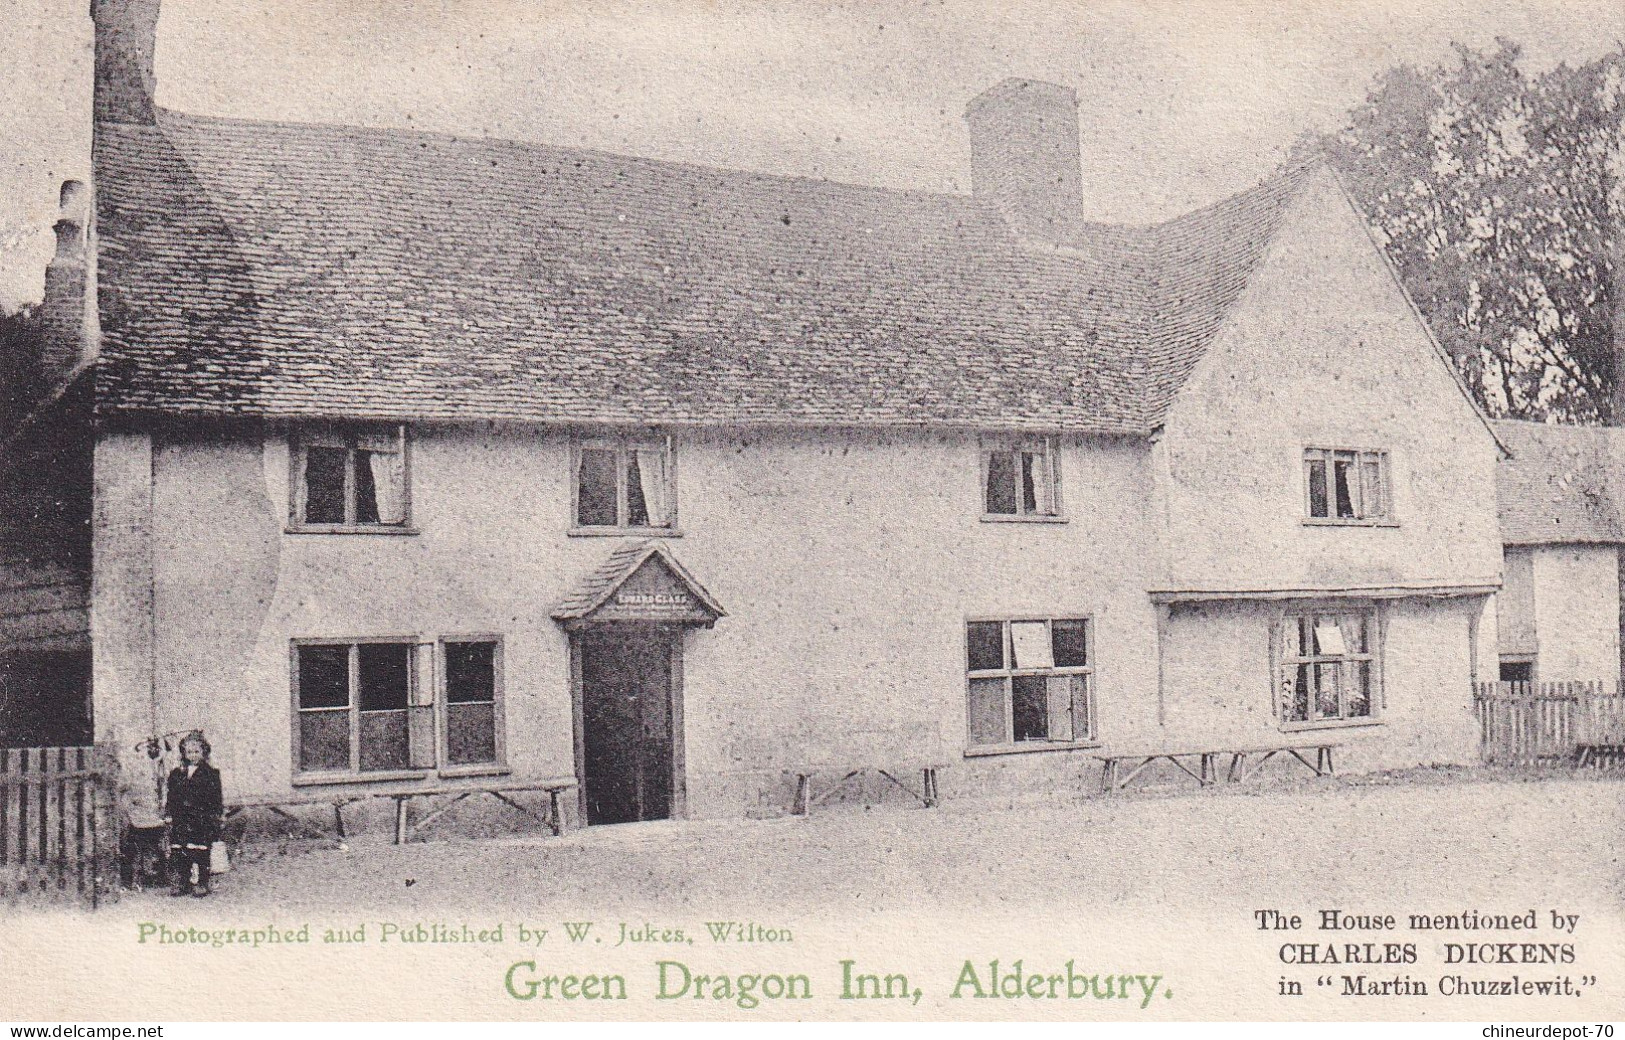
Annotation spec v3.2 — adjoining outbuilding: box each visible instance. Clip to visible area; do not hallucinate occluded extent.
[1491,419,1625,684]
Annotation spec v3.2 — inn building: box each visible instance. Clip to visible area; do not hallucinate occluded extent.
[0,0,1508,827]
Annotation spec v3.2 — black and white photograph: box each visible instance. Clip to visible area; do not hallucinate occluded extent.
[0,0,1621,1023]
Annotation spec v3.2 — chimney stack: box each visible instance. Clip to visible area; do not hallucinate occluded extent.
[964,78,1084,239]
[40,181,93,381]
[1611,119,1625,425]
[91,0,160,125]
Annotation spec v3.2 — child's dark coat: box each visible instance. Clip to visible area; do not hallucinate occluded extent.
[166,762,223,849]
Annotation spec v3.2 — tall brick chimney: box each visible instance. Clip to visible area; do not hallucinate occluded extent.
[39,180,94,381]
[1612,125,1625,425]
[964,78,1084,239]
[91,0,160,125]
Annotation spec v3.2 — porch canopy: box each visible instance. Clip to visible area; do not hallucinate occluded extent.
[551,541,726,629]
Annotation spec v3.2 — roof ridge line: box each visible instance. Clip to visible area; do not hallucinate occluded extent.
[150,108,977,211]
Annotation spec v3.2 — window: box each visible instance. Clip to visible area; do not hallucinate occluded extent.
[574,437,675,531]
[1277,610,1379,726]
[965,617,1094,750]
[292,638,503,777]
[1304,448,1389,522]
[1499,658,1534,684]
[291,426,410,530]
[444,640,502,766]
[983,440,1062,519]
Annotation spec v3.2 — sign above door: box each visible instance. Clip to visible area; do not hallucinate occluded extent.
[552,541,726,628]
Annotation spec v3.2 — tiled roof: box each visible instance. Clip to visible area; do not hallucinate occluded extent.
[92,111,1311,432]
[1493,420,1625,544]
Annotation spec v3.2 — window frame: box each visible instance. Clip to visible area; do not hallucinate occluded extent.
[1302,447,1395,527]
[288,424,416,535]
[1273,606,1385,732]
[980,438,1066,523]
[289,635,508,784]
[963,615,1097,756]
[569,433,680,536]
[1497,655,1536,685]
[437,634,508,777]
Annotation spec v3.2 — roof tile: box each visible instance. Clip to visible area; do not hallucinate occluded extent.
[93,111,1309,433]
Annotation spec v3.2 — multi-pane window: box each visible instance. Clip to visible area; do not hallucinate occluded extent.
[444,640,500,766]
[574,438,675,530]
[966,618,1093,749]
[293,638,501,776]
[1278,611,1379,725]
[983,441,1061,518]
[293,427,410,528]
[1304,448,1389,522]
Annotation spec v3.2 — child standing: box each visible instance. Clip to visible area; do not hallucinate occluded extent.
[165,731,224,898]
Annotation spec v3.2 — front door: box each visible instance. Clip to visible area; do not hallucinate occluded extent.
[578,625,675,825]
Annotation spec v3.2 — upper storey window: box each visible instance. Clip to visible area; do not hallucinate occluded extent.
[1304,448,1390,524]
[573,436,676,533]
[291,426,411,532]
[983,439,1063,521]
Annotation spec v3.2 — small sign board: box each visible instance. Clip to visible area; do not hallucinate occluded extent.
[585,557,720,625]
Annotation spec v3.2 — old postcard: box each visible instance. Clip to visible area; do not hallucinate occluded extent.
[0,0,1622,1023]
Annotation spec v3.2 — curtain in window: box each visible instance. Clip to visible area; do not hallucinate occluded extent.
[1332,457,1355,517]
[367,449,407,525]
[1009,622,1053,669]
[635,448,669,527]
[1023,450,1053,515]
[1360,458,1384,517]
[1313,622,1347,657]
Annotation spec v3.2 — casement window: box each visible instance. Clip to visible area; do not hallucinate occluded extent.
[1304,448,1390,523]
[982,440,1062,519]
[1276,610,1380,727]
[965,617,1094,751]
[291,426,411,530]
[443,640,502,766]
[292,637,503,777]
[573,436,676,532]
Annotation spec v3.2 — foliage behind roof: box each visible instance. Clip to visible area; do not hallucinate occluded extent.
[93,111,1314,433]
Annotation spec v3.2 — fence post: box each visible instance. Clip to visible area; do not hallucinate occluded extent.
[92,741,121,908]
[1476,680,1625,769]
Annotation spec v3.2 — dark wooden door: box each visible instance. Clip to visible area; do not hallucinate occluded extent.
[580,626,673,825]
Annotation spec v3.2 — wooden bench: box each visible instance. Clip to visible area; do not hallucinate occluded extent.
[386,781,576,844]
[1575,744,1625,769]
[789,765,942,816]
[228,777,578,845]
[1094,744,1337,793]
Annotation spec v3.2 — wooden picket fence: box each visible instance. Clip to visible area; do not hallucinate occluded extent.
[1474,681,1625,768]
[0,745,120,906]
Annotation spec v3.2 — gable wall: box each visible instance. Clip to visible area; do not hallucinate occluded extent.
[1156,170,1501,594]
[1146,170,1502,769]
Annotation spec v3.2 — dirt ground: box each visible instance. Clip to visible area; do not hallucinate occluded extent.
[104,767,1625,919]
[5,767,1622,1021]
